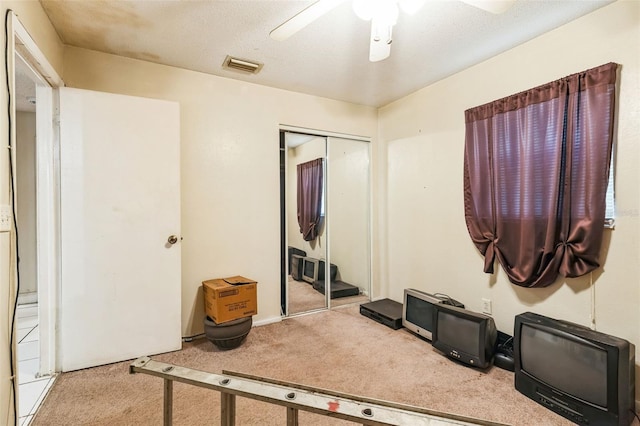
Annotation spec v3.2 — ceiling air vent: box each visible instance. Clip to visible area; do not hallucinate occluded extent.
[222,55,263,74]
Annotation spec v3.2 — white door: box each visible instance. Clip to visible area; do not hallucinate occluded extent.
[59,87,181,372]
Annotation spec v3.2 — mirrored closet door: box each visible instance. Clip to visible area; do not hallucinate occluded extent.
[284,133,328,315]
[281,130,371,316]
[326,137,371,309]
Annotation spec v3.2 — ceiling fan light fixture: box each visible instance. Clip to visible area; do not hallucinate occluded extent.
[369,19,393,62]
[352,0,373,21]
[352,0,425,63]
[398,0,426,15]
[371,20,393,44]
[353,0,399,24]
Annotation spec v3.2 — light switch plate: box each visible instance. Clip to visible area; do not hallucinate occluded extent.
[481,298,492,315]
[0,204,12,232]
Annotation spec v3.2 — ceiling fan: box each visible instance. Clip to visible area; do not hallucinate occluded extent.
[270,0,516,62]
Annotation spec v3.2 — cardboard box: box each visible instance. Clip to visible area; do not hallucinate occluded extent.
[202,276,257,324]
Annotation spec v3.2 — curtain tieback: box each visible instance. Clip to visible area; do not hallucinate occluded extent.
[484,241,496,274]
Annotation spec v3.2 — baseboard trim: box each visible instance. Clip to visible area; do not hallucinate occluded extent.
[182,315,281,341]
[253,316,282,327]
[182,333,205,342]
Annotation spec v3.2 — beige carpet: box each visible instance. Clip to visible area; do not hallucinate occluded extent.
[32,305,607,425]
[287,277,369,315]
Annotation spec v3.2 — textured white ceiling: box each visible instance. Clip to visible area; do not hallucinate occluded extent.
[38,0,613,107]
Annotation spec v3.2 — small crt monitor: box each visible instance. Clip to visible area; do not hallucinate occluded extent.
[402,289,442,340]
[301,257,320,284]
[432,303,497,369]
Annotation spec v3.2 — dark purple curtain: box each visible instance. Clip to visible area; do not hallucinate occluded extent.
[464,63,617,288]
[297,158,323,241]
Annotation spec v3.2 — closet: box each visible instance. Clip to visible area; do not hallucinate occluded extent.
[280,129,371,315]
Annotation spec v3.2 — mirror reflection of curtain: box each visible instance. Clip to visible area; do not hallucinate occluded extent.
[297,158,323,241]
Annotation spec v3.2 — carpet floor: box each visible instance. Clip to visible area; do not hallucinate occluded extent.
[287,278,369,315]
[32,305,598,425]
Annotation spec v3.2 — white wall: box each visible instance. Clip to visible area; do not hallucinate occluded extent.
[16,112,37,296]
[62,47,379,336]
[379,0,639,401]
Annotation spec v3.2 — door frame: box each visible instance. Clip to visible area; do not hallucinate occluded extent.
[10,13,64,376]
[279,124,372,317]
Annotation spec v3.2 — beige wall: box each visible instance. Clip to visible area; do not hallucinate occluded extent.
[62,47,379,336]
[0,2,64,424]
[16,112,37,296]
[379,0,639,401]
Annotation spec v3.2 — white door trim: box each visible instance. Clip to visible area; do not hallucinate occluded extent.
[11,13,64,376]
[12,16,64,88]
[279,124,371,143]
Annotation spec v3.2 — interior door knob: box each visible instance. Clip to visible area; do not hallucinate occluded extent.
[167,235,178,245]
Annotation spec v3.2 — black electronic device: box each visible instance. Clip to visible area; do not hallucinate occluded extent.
[287,246,306,272]
[317,260,338,282]
[493,330,514,371]
[494,351,514,372]
[290,254,305,281]
[360,299,403,330]
[431,303,497,369]
[514,312,635,426]
[312,280,359,299]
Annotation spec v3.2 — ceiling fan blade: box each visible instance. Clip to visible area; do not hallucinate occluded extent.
[270,0,347,41]
[369,22,392,62]
[461,0,516,14]
[370,40,391,62]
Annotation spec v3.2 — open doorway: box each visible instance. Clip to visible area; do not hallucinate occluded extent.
[8,13,64,424]
[15,56,38,306]
[12,52,53,424]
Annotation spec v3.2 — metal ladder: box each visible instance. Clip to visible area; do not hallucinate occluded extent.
[130,357,507,426]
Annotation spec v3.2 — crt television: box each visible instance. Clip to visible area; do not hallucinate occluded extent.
[301,257,320,284]
[432,303,497,369]
[514,312,635,426]
[402,289,443,340]
[290,254,305,281]
[301,257,338,284]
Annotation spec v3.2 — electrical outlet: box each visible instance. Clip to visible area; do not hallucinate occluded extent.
[481,298,492,315]
[0,204,12,232]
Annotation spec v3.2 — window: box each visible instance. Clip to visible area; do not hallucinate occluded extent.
[605,152,615,228]
[463,63,618,288]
